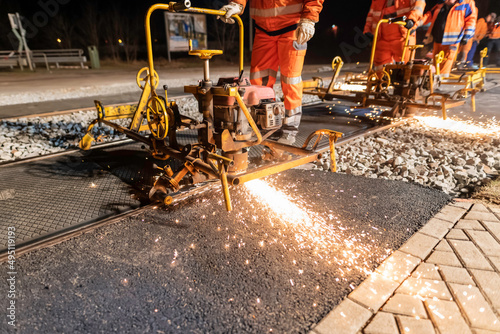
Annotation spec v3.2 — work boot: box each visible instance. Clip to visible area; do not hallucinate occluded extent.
[277,132,296,145]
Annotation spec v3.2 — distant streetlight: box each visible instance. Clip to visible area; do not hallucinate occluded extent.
[57,38,61,43]
[331,24,338,38]
[118,39,122,44]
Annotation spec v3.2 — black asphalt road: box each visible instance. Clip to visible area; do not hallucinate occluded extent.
[1,170,450,333]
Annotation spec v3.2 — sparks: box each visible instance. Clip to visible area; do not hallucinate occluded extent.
[244,179,385,275]
[415,116,500,136]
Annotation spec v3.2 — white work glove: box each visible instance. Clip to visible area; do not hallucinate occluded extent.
[296,18,315,45]
[218,2,243,24]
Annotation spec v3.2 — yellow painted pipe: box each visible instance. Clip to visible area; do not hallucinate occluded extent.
[220,171,232,211]
[145,4,245,93]
[369,19,406,72]
[234,91,263,145]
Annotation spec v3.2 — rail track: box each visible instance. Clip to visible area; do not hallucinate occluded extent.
[0,108,406,263]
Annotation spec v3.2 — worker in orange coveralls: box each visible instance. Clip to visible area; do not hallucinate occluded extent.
[465,12,496,67]
[418,0,477,77]
[363,0,426,70]
[218,0,324,145]
[484,18,500,67]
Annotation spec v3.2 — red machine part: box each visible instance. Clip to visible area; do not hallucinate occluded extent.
[214,77,276,106]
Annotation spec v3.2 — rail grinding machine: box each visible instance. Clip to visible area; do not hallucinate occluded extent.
[302,16,486,120]
[79,1,343,211]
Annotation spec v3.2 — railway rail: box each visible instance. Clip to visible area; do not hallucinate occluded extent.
[0,113,405,262]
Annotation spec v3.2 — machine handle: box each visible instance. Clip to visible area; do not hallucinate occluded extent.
[388,16,407,23]
[169,0,191,11]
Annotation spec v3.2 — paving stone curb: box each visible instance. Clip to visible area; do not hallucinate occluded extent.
[310,201,500,334]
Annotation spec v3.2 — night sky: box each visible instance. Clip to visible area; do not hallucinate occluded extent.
[0,0,498,64]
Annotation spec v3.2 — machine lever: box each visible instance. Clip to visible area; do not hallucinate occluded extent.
[389,15,407,23]
[170,0,191,11]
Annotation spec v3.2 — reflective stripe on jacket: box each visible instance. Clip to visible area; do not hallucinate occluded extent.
[232,0,324,32]
[363,0,426,36]
[419,0,477,45]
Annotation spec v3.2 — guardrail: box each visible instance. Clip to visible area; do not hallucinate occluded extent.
[0,49,88,71]
[31,49,87,70]
[0,51,20,69]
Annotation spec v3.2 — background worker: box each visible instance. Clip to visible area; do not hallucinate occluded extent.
[363,0,426,70]
[218,0,324,145]
[419,0,477,77]
[484,18,500,67]
[465,12,496,67]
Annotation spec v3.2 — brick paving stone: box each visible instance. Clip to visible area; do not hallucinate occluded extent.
[450,202,473,210]
[425,299,472,334]
[382,293,428,318]
[470,204,491,212]
[449,240,493,271]
[450,283,500,332]
[419,218,454,239]
[483,221,500,242]
[469,270,500,309]
[412,263,441,280]
[447,229,470,240]
[435,206,467,223]
[464,211,499,222]
[435,240,453,253]
[473,329,500,334]
[313,298,373,334]
[375,251,420,284]
[466,230,500,257]
[397,277,452,300]
[455,220,486,231]
[400,232,440,260]
[349,273,399,311]
[396,315,436,334]
[439,265,475,285]
[488,256,500,272]
[427,250,463,267]
[363,312,399,334]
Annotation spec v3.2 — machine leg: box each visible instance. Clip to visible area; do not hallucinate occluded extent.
[220,171,232,212]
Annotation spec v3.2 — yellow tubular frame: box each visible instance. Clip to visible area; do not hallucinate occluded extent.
[369,19,407,73]
[145,4,244,92]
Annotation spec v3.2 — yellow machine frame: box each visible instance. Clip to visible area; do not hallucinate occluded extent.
[302,17,478,120]
[79,1,343,211]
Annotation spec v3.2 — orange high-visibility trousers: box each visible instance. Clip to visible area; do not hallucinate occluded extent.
[374,35,416,69]
[433,42,459,77]
[458,39,473,63]
[250,29,306,133]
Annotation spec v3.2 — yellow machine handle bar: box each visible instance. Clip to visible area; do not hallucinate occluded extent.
[145,2,244,93]
[369,16,410,73]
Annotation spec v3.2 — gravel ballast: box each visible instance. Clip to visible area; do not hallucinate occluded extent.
[2,98,498,198]
[0,170,451,333]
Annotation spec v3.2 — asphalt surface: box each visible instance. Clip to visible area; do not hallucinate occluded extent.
[1,170,451,333]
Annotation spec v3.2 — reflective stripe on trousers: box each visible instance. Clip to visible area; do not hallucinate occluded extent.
[250,29,306,132]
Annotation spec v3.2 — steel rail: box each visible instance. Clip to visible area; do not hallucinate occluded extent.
[0,120,407,262]
[0,139,134,168]
[0,204,154,263]
[0,94,192,121]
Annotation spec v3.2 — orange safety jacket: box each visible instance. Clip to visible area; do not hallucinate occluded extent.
[232,0,324,32]
[364,0,426,41]
[473,18,488,41]
[419,0,477,45]
[490,23,500,39]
